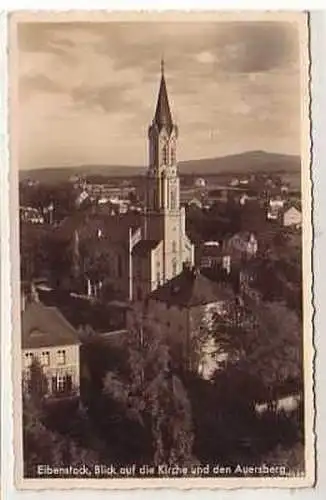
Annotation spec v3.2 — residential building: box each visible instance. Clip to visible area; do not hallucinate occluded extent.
[283,205,302,228]
[197,241,231,274]
[21,285,80,398]
[224,232,258,260]
[20,206,44,225]
[267,196,285,220]
[145,267,235,379]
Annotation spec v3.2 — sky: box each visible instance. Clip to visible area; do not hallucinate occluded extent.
[17,18,302,170]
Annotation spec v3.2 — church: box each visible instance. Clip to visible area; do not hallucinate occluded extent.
[130,60,195,301]
[44,62,235,377]
[61,61,195,303]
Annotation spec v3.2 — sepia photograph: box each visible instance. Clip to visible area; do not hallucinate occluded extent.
[9,11,313,489]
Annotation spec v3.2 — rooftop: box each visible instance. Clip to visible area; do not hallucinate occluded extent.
[57,210,142,244]
[149,268,234,307]
[132,239,160,258]
[21,301,79,350]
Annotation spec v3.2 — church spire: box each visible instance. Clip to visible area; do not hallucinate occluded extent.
[154,58,173,134]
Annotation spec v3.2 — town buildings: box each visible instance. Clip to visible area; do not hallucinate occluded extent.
[20,61,302,389]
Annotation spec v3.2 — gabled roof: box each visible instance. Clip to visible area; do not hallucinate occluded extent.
[153,61,173,134]
[22,301,79,349]
[132,239,160,258]
[149,268,234,307]
[284,201,301,213]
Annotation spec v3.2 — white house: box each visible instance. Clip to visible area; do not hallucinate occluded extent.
[21,287,80,397]
[144,267,235,379]
[224,232,258,260]
[283,205,302,228]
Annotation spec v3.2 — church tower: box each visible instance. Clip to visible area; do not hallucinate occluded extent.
[146,59,180,213]
[144,60,194,284]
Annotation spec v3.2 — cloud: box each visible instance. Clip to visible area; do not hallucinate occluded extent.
[216,22,299,74]
[70,83,131,113]
[195,51,216,64]
[20,74,63,100]
[16,19,302,169]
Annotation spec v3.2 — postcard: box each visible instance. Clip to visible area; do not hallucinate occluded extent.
[8,10,314,489]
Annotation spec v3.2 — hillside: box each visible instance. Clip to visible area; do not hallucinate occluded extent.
[179,150,301,175]
[19,150,301,184]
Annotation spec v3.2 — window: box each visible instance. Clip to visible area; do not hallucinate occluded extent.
[171,147,176,164]
[172,241,177,253]
[172,261,177,276]
[57,349,66,365]
[24,352,34,368]
[57,375,66,393]
[162,144,168,164]
[52,374,73,394]
[156,272,161,287]
[41,351,50,367]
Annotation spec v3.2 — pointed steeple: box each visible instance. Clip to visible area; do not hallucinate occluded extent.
[153,58,173,134]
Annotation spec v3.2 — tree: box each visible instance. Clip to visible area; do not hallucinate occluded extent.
[102,313,196,467]
[212,300,303,406]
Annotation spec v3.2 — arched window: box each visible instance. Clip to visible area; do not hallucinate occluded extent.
[162,144,168,165]
[171,147,176,164]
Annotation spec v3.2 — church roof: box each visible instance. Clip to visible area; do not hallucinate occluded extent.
[132,239,160,258]
[22,301,80,349]
[153,60,173,134]
[57,210,141,245]
[148,268,234,308]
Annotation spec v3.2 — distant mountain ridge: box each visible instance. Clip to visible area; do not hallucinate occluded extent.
[20,150,301,184]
